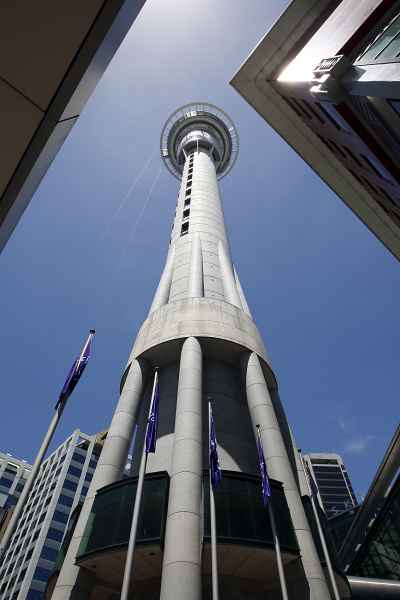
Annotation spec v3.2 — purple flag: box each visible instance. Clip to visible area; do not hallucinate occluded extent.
[210,408,222,485]
[145,380,159,453]
[258,433,271,506]
[55,337,93,409]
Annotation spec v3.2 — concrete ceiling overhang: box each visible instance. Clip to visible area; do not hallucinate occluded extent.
[0,0,146,253]
[230,0,400,261]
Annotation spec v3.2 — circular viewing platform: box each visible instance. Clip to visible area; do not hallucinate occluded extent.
[160,102,238,180]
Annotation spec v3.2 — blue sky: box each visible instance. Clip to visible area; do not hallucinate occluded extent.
[0,0,399,505]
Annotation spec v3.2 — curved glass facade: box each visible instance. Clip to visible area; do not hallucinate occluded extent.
[76,472,169,561]
[203,471,299,553]
[348,474,400,580]
[75,471,299,564]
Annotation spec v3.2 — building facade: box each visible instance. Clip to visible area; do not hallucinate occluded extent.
[231,0,400,261]
[0,455,32,543]
[0,430,117,600]
[347,471,400,581]
[47,104,349,600]
[304,453,357,519]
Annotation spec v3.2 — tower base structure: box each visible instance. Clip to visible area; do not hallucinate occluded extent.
[47,104,350,600]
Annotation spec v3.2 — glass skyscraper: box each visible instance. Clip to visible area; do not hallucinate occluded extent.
[304,453,357,519]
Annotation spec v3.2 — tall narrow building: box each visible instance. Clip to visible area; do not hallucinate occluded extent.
[48,103,349,600]
[304,453,357,519]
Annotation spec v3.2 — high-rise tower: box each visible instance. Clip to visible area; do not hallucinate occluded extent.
[49,104,349,600]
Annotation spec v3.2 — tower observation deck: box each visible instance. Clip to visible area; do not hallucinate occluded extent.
[161,103,238,180]
[49,105,350,600]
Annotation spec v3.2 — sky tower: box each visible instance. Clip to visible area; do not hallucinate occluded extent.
[49,104,349,600]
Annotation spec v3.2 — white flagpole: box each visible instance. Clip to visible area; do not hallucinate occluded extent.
[208,398,219,600]
[298,449,341,600]
[256,425,289,600]
[0,329,95,566]
[120,368,158,600]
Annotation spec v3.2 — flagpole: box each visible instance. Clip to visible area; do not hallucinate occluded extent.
[298,449,340,600]
[208,398,219,600]
[256,426,289,600]
[120,368,158,600]
[0,329,95,566]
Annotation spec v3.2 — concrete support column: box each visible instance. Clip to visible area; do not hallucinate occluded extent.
[187,233,204,298]
[269,388,308,497]
[160,337,203,600]
[234,266,252,318]
[149,244,175,314]
[51,357,150,600]
[219,240,243,309]
[240,351,331,600]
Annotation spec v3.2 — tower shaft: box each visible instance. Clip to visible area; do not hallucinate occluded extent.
[49,105,348,600]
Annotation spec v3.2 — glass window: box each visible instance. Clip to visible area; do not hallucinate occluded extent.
[22,536,31,550]
[46,528,64,543]
[0,477,13,489]
[58,494,73,508]
[361,15,400,61]
[316,103,349,130]
[26,549,33,561]
[33,567,52,583]
[63,480,78,493]
[31,530,40,543]
[29,519,37,531]
[85,472,93,483]
[361,154,389,178]
[40,546,59,562]
[52,510,69,525]
[71,452,86,465]
[15,555,24,568]
[67,466,82,478]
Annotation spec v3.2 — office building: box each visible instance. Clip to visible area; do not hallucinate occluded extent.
[48,103,349,600]
[304,453,357,519]
[231,0,400,261]
[0,429,122,600]
[0,455,32,542]
[328,505,361,554]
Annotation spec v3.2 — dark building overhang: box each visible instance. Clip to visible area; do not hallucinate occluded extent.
[0,0,146,253]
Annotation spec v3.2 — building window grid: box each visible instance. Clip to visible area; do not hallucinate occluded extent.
[316,102,348,130]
